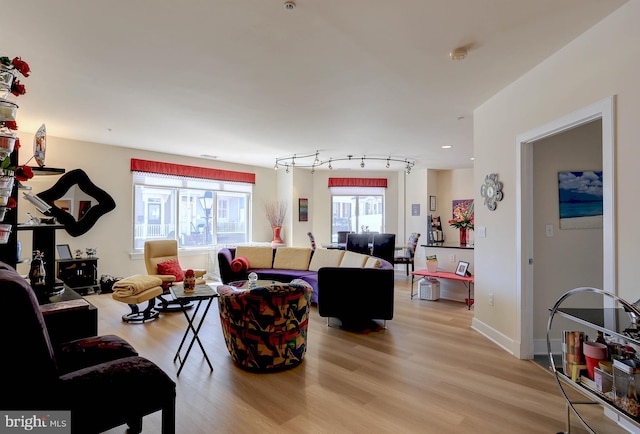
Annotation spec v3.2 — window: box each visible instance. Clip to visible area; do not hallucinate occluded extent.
[330,187,385,241]
[133,172,251,250]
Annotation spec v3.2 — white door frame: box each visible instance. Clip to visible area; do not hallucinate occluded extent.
[515,96,615,359]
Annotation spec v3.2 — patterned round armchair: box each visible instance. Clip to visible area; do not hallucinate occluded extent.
[217,279,313,372]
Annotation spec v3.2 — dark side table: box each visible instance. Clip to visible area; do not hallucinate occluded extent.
[170,284,219,376]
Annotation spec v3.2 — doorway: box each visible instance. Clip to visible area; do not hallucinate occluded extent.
[515,96,615,359]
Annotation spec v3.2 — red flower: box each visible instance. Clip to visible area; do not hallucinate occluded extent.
[14,137,20,151]
[11,57,30,77]
[1,121,18,130]
[10,80,25,96]
[15,165,33,181]
[5,197,16,209]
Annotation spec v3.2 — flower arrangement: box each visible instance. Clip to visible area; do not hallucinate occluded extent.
[0,121,34,181]
[0,56,30,97]
[264,200,287,227]
[448,200,474,230]
[0,56,31,77]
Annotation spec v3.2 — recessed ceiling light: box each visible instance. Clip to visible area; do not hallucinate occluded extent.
[441,145,452,149]
[284,1,296,11]
[470,157,475,161]
[450,47,468,61]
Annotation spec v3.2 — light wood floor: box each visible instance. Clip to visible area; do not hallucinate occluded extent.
[86,273,625,434]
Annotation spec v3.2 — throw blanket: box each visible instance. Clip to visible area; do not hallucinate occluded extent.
[112,275,163,296]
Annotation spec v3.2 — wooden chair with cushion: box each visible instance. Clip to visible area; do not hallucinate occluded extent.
[144,239,205,311]
[394,233,420,275]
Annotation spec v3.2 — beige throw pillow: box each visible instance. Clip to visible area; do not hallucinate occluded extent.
[273,247,312,270]
[340,251,369,268]
[308,249,345,272]
[364,257,381,268]
[236,246,274,269]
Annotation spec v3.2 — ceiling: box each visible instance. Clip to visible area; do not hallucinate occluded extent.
[4,0,627,171]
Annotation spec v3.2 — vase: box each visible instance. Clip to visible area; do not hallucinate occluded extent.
[271,225,284,244]
[459,228,468,245]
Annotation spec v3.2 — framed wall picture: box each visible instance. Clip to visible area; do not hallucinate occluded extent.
[429,195,437,212]
[455,260,470,277]
[299,198,308,222]
[56,244,73,260]
[411,204,420,216]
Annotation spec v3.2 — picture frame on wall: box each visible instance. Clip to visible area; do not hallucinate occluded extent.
[429,195,436,211]
[455,260,470,277]
[299,198,308,222]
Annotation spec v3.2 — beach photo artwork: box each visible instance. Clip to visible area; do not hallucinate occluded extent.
[558,171,603,229]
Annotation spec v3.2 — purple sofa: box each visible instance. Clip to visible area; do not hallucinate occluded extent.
[217,247,394,307]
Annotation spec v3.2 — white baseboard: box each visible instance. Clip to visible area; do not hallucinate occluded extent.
[471,317,521,357]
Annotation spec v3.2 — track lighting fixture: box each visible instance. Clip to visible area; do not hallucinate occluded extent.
[274,150,415,174]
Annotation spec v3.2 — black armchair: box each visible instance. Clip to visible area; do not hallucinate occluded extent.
[317,266,394,329]
[0,262,175,434]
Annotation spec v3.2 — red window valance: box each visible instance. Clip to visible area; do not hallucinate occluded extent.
[130,158,255,184]
[328,177,387,188]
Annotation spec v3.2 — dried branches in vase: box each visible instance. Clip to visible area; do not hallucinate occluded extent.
[265,200,287,244]
[265,200,287,227]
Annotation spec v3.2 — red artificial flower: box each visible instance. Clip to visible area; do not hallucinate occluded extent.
[15,165,33,182]
[5,197,16,209]
[2,121,18,130]
[10,80,25,96]
[11,57,30,77]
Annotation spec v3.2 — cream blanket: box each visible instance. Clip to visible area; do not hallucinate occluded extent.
[113,275,163,296]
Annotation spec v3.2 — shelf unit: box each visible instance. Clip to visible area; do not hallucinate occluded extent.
[547,287,640,433]
[56,257,99,295]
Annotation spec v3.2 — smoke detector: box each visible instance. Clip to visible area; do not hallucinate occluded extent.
[284,2,296,11]
[449,46,468,61]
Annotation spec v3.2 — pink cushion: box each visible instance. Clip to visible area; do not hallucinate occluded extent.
[230,256,249,273]
[157,259,185,282]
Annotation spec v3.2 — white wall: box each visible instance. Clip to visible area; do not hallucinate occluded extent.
[15,133,278,279]
[473,0,640,357]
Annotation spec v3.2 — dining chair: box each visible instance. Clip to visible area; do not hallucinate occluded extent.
[337,231,351,244]
[371,233,396,264]
[394,233,421,275]
[346,233,370,255]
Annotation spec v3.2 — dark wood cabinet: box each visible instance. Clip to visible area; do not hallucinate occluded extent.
[56,257,99,295]
[40,286,98,346]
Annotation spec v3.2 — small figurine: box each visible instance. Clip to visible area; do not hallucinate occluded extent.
[29,250,46,288]
[75,249,83,259]
[86,247,96,258]
[183,269,196,293]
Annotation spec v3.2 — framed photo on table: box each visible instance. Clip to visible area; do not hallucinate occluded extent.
[455,261,470,277]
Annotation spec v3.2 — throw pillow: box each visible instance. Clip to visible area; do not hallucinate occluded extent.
[340,251,369,268]
[236,246,274,269]
[273,247,312,270]
[157,259,185,282]
[230,256,249,273]
[308,248,344,272]
[364,257,381,268]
